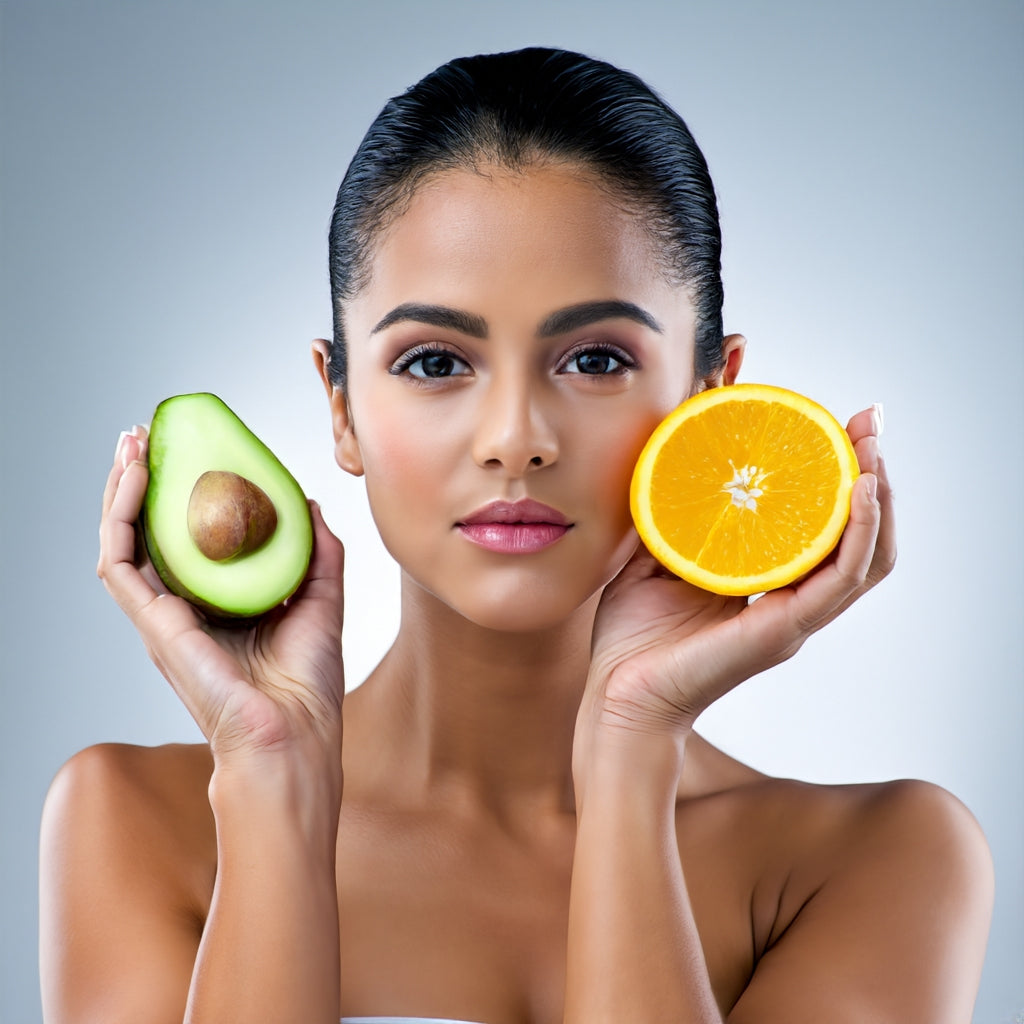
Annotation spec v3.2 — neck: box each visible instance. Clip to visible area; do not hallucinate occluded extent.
[344,577,599,819]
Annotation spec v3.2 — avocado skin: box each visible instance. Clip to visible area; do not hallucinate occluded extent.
[141,393,313,621]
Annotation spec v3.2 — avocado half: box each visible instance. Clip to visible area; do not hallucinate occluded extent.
[142,393,313,620]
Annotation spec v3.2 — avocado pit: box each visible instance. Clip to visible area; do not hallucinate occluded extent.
[187,470,278,561]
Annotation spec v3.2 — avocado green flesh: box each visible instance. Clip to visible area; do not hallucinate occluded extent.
[143,393,313,618]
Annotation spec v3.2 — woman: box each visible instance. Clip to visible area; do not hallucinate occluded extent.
[40,48,992,1023]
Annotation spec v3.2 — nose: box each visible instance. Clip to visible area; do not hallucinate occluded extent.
[471,370,559,476]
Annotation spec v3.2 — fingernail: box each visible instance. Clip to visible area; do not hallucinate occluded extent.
[871,402,885,437]
[863,473,878,504]
[117,430,139,470]
[116,430,131,470]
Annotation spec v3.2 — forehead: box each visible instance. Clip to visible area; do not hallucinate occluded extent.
[347,163,694,334]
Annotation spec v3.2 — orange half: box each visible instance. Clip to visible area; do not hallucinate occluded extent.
[630,384,859,596]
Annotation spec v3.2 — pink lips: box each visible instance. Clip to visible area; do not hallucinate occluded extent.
[457,500,572,554]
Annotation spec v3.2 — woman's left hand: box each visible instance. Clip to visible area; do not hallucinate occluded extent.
[578,404,893,749]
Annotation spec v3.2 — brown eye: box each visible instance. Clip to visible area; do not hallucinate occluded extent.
[575,351,615,374]
[391,346,471,379]
[414,353,459,377]
[561,345,634,375]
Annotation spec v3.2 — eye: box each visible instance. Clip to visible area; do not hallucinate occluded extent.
[559,344,636,376]
[390,346,472,379]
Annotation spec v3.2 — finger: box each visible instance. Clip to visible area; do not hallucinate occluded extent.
[843,402,890,587]
[307,501,345,577]
[289,502,346,629]
[837,417,895,569]
[869,448,896,585]
[822,446,895,623]
[137,555,168,593]
[845,403,883,447]
[97,443,160,618]
[100,429,160,585]
[662,435,890,714]
[682,478,881,706]
[97,428,217,691]
[134,594,235,710]
[100,427,145,519]
[784,470,882,635]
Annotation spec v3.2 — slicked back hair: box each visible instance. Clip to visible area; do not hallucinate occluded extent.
[327,47,724,388]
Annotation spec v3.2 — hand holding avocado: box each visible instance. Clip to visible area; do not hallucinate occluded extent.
[97,399,346,766]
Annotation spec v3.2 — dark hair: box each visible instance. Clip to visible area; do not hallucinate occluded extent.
[327,47,724,388]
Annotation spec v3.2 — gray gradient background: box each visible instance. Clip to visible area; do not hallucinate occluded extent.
[2,1,1021,1021]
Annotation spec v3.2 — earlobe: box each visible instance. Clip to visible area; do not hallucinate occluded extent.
[311,339,365,477]
[336,427,365,478]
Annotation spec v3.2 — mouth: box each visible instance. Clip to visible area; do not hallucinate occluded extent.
[457,500,572,554]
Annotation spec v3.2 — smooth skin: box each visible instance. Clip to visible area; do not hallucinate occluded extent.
[41,163,992,1024]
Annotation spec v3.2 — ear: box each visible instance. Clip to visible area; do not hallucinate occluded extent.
[311,339,364,477]
[720,333,746,385]
[701,333,746,389]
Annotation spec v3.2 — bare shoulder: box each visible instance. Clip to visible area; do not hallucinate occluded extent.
[830,775,991,871]
[728,774,993,1024]
[40,742,215,1022]
[42,740,217,917]
[684,733,992,885]
[756,774,993,907]
[48,738,214,792]
[729,768,991,864]
[679,735,992,1021]
[44,741,214,858]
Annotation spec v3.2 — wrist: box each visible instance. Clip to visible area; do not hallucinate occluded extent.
[209,748,343,858]
[573,722,687,812]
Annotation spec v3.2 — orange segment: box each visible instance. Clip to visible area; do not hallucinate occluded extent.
[630,384,859,596]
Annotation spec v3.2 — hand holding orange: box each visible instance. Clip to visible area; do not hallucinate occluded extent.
[630,384,860,596]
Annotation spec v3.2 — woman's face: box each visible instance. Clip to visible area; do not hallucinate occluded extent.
[321,163,718,632]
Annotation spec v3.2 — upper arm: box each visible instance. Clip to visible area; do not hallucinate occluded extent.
[40,744,208,1024]
[728,780,993,1024]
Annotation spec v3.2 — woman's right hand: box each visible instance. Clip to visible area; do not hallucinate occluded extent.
[97,426,347,768]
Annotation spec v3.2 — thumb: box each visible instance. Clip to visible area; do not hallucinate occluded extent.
[293,501,345,626]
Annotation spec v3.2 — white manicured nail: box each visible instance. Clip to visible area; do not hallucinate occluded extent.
[871,402,885,437]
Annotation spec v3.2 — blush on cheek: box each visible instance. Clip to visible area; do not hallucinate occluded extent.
[357,414,456,549]
[362,449,438,520]
[586,420,654,499]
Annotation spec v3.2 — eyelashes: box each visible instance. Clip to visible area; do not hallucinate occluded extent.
[558,342,636,375]
[389,345,470,379]
[388,341,639,380]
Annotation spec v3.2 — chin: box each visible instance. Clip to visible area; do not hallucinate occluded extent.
[393,532,638,635]
[459,599,586,635]
[409,564,611,636]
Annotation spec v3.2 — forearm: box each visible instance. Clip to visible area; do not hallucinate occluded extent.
[186,754,343,1024]
[565,729,722,1024]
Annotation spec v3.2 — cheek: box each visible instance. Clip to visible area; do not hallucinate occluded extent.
[572,404,666,517]
[355,384,456,482]
[361,443,443,528]
[352,395,465,551]
[592,359,697,501]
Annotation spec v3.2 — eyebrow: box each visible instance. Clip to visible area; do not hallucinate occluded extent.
[370,299,663,339]
[538,300,663,337]
[371,303,488,338]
